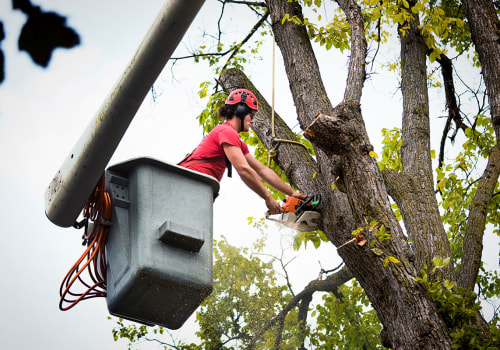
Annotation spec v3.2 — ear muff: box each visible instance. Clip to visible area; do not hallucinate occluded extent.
[234,103,250,132]
[234,103,249,118]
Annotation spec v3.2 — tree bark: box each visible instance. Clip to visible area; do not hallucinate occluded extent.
[336,0,367,103]
[397,0,455,280]
[462,0,500,147]
[458,146,500,290]
[305,106,452,349]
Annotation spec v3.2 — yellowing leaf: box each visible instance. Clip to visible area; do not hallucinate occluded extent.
[388,256,399,264]
[369,151,379,158]
[383,256,399,267]
[281,13,289,25]
[371,248,384,256]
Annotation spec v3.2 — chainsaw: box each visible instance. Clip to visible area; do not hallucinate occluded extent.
[266,193,322,232]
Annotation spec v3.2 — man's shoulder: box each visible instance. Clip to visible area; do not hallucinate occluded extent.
[212,122,237,136]
[216,122,235,131]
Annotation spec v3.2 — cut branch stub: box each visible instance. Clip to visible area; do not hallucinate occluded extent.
[304,101,373,157]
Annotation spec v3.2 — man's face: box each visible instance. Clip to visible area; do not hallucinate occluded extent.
[242,111,255,132]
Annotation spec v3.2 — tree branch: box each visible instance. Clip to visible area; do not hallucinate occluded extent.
[245,265,353,349]
[436,53,468,168]
[171,7,268,71]
[220,10,270,72]
[336,0,367,103]
[297,294,312,349]
[462,0,500,147]
[398,0,455,279]
[458,145,500,290]
[221,0,267,7]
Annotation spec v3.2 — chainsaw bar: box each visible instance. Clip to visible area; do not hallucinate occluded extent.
[266,193,322,232]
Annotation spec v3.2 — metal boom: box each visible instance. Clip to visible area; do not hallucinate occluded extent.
[45,0,205,227]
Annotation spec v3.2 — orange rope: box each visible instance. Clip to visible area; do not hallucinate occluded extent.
[59,174,111,311]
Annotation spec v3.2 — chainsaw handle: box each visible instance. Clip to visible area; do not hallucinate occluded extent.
[295,193,321,215]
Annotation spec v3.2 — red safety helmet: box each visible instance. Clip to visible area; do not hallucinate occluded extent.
[225,89,259,111]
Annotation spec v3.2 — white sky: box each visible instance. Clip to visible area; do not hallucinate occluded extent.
[0,1,497,349]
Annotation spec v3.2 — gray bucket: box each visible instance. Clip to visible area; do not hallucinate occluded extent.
[104,157,219,329]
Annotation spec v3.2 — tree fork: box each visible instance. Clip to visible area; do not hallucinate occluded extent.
[227,0,458,346]
[304,101,453,349]
[218,68,356,243]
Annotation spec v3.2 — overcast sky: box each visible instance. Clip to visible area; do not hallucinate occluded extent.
[0,1,497,349]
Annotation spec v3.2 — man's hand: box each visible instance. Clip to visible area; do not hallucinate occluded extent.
[291,190,307,200]
[265,196,283,215]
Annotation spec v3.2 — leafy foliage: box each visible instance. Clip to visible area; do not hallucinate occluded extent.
[436,115,500,264]
[196,86,227,135]
[283,0,472,67]
[282,6,351,53]
[310,280,387,349]
[378,127,403,172]
[195,238,296,349]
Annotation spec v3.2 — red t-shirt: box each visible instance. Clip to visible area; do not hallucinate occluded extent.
[180,122,249,181]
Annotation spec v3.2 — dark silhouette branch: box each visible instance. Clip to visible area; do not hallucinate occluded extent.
[245,265,353,349]
[12,0,80,67]
[435,53,468,168]
[171,6,269,75]
[220,0,267,6]
[220,10,270,72]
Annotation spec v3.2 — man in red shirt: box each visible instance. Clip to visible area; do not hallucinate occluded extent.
[180,89,305,214]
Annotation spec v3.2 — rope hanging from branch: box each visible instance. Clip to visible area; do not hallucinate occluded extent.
[268,33,309,167]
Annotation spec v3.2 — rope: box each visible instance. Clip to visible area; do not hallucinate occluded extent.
[59,173,111,311]
[268,34,309,167]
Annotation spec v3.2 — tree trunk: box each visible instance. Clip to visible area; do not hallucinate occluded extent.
[396,0,455,279]
[304,105,452,349]
[462,0,500,147]
[220,1,458,347]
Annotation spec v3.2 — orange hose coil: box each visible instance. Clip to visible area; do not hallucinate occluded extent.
[59,174,111,311]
